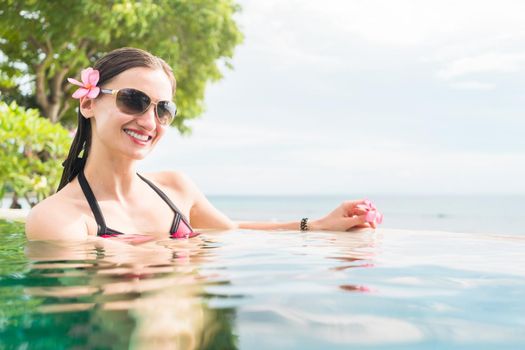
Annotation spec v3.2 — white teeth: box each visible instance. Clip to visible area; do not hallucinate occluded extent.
[124,129,149,141]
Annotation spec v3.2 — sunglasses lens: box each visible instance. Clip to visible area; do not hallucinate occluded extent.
[157,101,177,125]
[116,89,150,115]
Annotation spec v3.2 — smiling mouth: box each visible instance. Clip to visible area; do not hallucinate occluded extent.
[124,129,152,142]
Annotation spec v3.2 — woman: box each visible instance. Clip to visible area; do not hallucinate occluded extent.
[25,47,382,241]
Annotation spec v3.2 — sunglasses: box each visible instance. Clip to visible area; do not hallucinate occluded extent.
[100,88,177,126]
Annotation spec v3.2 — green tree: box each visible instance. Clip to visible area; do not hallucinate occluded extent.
[0,101,71,207]
[0,0,243,133]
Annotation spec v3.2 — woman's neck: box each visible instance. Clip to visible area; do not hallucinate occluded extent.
[82,151,140,202]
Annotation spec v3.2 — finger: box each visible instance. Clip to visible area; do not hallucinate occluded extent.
[342,199,366,211]
[343,200,369,217]
[345,214,368,229]
[351,223,373,229]
[350,214,377,229]
[346,225,372,232]
[351,206,369,215]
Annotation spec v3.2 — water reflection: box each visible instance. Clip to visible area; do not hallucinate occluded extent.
[12,234,239,349]
[239,305,423,345]
[3,227,524,349]
[11,230,385,348]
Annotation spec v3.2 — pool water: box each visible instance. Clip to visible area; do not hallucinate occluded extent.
[1,219,524,349]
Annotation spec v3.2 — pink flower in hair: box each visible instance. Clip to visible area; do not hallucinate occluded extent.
[67,67,100,99]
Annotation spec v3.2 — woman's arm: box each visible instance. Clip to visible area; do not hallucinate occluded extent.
[186,178,376,231]
[179,170,380,232]
[166,171,236,230]
[236,200,377,231]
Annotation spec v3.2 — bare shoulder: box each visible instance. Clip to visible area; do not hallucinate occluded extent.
[144,170,197,193]
[144,170,236,230]
[142,171,207,222]
[142,170,202,208]
[25,185,88,241]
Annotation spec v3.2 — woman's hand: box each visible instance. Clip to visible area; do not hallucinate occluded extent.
[309,199,383,232]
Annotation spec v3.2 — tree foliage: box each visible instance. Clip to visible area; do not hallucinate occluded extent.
[0,101,71,206]
[0,0,243,133]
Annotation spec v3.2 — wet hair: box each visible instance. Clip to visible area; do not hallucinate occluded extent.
[57,47,175,191]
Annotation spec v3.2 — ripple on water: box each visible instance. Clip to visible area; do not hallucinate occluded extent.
[1,228,525,349]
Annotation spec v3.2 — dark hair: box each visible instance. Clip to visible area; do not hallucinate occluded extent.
[57,47,175,191]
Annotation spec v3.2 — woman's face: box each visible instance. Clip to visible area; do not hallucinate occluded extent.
[87,67,174,161]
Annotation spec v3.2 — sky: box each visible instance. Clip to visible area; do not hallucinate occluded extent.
[140,0,525,196]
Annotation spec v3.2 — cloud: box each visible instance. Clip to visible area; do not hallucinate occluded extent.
[139,0,525,195]
[240,0,525,91]
[242,0,525,49]
[142,123,525,195]
[436,52,525,80]
[448,81,495,90]
[157,119,323,150]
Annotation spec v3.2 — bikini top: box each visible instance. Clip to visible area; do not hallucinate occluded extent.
[78,169,199,239]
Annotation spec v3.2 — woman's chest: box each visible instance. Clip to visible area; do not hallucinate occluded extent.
[83,189,191,237]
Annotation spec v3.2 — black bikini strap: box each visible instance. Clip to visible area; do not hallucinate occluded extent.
[78,170,107,235]
[171,213,181,233]
[136,173,181,213]
[136,173,193,232]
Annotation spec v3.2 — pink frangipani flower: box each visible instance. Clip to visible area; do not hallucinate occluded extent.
[67,67,100,99]
[357,199,384,225]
